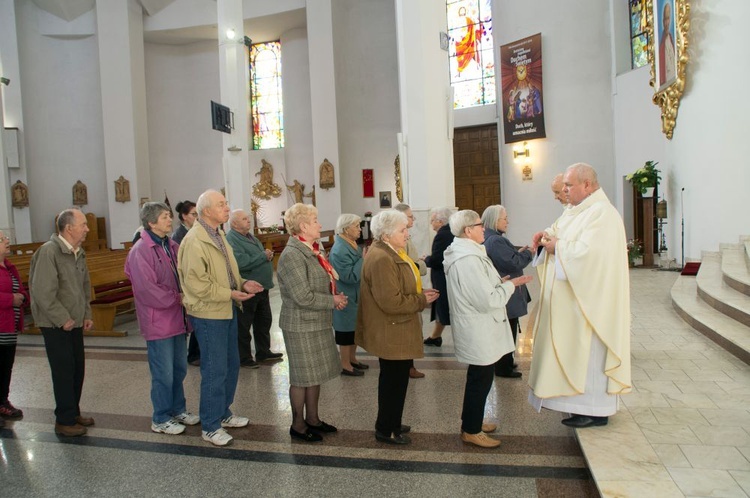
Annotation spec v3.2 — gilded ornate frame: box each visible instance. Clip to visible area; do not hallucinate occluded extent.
[646,0,690,139]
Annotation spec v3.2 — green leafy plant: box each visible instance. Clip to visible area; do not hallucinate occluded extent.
[626,161,661,195]
[627,239,643,266]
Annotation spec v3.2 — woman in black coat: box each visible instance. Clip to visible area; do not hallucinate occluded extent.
[423,207,454,347]
[481,205,533,378]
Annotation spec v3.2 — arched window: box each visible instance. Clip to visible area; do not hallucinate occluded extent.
[249,41,284,149]
[629,0,649,69]
[447,0,496,109]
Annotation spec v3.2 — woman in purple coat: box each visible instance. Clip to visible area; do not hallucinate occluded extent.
[125,202,199,435]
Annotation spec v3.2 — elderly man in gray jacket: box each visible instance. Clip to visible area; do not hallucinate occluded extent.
[30,208,94,437]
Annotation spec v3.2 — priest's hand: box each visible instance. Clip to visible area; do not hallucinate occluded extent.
[543,236,558,255]
[531,231,545,247]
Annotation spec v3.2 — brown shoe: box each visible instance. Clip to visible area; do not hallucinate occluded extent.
[55,423,87,437]
[76,416,95,427]
[461,431,500,448]
[481,422,497,433]
[409,367,425,379]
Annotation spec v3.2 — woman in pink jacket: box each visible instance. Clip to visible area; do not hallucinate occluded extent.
[0,230,29,424]
[125,202,199,435]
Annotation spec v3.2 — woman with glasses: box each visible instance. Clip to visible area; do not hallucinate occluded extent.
[443,210,531,448]
[172,200,197,245]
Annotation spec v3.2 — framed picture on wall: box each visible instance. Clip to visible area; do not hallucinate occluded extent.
[379,191,391,208]
[647,0,690,139]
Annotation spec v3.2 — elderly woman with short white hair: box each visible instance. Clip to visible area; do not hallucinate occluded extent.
[277,203,348,443]
[356,210,439,445]
[443,210,532,448]
[328,213,368,376]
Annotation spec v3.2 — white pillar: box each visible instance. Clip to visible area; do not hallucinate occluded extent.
[95,0,150,247]
[0,0,29,243]
[217,0,252,213]
[395,0,455,211]
[0,89,10,239]
[307,0,342,230]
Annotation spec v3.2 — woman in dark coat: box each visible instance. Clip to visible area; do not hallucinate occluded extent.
[423,207,454,347]
[481,205,533,378]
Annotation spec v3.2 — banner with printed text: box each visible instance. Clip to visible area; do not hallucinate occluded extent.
[500,33,545,144]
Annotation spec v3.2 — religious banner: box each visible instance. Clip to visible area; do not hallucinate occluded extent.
[500,33,546,144]
[362,169,374,198]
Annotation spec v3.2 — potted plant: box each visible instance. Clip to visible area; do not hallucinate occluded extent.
[627,239,643,267]
[626,161,661,197]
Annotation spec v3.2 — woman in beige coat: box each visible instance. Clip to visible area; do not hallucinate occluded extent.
[355,210,439,445]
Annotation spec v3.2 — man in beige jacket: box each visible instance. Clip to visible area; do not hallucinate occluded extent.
[178,190,262,446]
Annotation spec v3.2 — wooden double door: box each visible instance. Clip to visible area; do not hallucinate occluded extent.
[453,124,501,214]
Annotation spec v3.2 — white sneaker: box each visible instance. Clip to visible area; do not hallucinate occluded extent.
[221,415,249,428]
[202,428,233,446]
[172,411,200,426]
[151,420,186,435]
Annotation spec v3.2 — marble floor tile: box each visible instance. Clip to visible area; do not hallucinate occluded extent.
[597,480,685,498]
[632,380,682,395]
[621,392,670,408]
[674,380,728,394]
[679,444,750,470]
[652,444,691,468]
[664,392,719,409]
[700,408,750,427]
[685,370,735,382]
[640,424,701,444]
[650,407,711,426]
[730,470,750,496]
[690,425,750,447]
[645,369,692,381]
[668,468,747,497]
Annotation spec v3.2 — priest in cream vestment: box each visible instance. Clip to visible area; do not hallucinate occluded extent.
[528,163,631,428]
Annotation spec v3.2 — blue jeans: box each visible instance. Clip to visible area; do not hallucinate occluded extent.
[146,334,188,424]
[190,310,240,432]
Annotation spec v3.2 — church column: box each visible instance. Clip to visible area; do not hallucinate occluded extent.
[217,0,252,213]
[394,0,455,257]
[306,0,342,230]
[395,0,455,211]
[95,0,149,247]
[0,86,10,239]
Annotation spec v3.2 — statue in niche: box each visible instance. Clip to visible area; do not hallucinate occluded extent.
[72,180,88,206]
[11,180,29,208]
[319,158,335,190]
[115,176,131,203]
[252,159,282,200]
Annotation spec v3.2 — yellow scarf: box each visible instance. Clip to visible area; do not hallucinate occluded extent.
[397,249,422,293]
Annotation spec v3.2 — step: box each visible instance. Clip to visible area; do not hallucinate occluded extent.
[696,252,750,328]
[671,275,750,364]
[722,244,750,297]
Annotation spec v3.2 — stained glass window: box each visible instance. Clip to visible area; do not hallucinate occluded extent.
[447,0,495,109]
[249,41,284,149]
[629,0,649,69]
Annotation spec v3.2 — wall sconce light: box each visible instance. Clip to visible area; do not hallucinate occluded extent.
[513,142,530,160]
[225,28,236,40]
[513,141,533,181]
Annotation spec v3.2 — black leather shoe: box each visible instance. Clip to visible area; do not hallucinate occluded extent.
[306,420,338,433]
[561,415,608,428]
[341,368,364,377]
[496,371,522,378]
[257,352,284,362]
[375,432,411,445]
[513,363,519,369]
[351,362,369,370]
[423,337,442,347]
[290,427,323,442]
[400,425,411,434]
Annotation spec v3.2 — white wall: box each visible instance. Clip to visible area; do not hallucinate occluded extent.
[487,0,616,245]
[144,40,223,224]
[17,0,107,241]
[332,0,400,217]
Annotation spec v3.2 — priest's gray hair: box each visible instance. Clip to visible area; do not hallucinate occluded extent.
[393,203,411,213]
[481,205,506,232]
[370,210,408,241]
[335,213,361,234]
[567,163,600,187]
[449,210,481,237]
